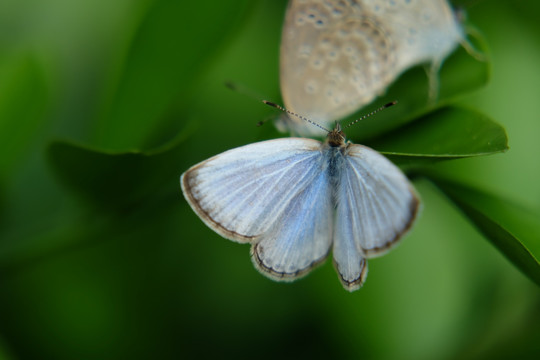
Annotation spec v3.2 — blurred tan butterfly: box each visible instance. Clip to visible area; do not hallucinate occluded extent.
[277,0,463,136]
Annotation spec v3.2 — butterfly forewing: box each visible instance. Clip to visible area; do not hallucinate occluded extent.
[181,138,324,242]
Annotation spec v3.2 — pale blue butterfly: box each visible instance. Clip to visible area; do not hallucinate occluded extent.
[181,102,420,291]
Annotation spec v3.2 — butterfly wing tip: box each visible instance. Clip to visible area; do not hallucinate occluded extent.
[344,283,361,292]
[250,244,326,283]
[335,259,369,292]
[340,276,367,292]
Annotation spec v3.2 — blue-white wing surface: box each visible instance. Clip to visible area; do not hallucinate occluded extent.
[181,138,334,280]
[333,144,420,291]
[251,160,333,280]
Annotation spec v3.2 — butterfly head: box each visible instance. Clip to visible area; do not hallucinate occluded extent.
[327,122,346,147]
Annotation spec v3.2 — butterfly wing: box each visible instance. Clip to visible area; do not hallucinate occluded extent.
[251,158,334,280]
[372,0,462,73]
[333,144,420,291]
[181,138,334,280]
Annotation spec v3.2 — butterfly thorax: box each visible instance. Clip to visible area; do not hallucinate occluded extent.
[324,123,348,186]
[322,133,348,204]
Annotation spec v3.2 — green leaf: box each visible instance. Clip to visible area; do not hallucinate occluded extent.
[0,55,49,176]
[1,118,196,270]
[93,0,252,151]
[344,30,490,142]
[48,122,196,210]
[363,106,508,167]
[438,30,490,101]
[0,335,15,360]
[427,175,540,287]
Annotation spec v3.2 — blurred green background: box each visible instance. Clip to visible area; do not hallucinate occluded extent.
[0,0,539,359]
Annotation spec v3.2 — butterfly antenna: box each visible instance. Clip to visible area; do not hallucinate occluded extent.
[262,100,331,133]
[343,101,398,129]
[256,114,275,127]
[226,82,278,127]
[225,81,268,101]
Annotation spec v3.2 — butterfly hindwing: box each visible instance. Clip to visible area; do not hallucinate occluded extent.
[251,161,333,280]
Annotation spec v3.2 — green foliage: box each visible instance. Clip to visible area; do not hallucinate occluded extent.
[0,1,539,359]
[428,175,540,286]
[0,55,49,176]
[48,124,195,210]
[93,0,253,151]
[372,106,508,166]
[344,29,491,142]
